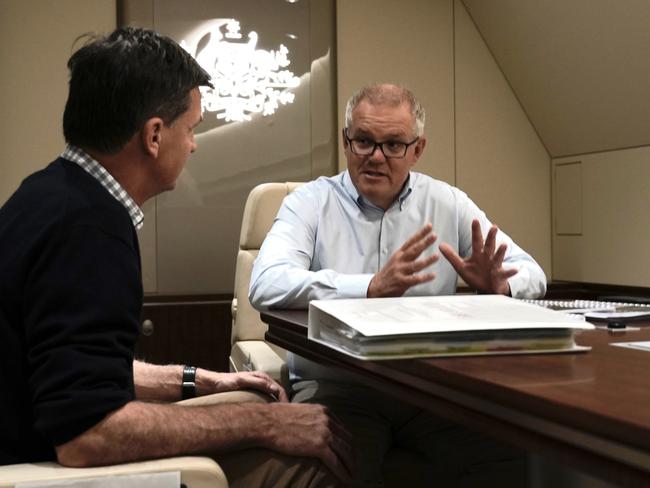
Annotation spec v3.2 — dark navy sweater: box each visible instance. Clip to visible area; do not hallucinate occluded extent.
[0,158,142,464]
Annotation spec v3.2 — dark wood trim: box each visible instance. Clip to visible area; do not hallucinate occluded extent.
[457,282,650,301]
[137,295,233,372]
[545,282,650,301]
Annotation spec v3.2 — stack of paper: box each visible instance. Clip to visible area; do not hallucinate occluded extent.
[308,295,594,360]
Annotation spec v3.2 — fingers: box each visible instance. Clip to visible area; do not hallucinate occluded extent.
[249,372,289,402]
[398,225,438,278]
[369,226,439,297]
[270,404,355,483]
[323,415,355,482]
[493,242,507,267]
[438,242,464,272]
[493,244,518,281]
[484,225,498,256]
[471,219,484,255]
[401,223,433,250]
[240,372,289,402]
[400,224,437,259]
[501,268,518,279]
[269,383,289,402]
[326,411,353,446]
[411,252,439,274]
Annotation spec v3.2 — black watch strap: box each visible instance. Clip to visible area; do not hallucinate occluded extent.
[182,365,197,400]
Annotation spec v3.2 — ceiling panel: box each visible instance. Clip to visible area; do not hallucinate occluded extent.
[462,0,650,157]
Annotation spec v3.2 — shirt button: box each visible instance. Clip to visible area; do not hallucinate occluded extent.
[382,248,388,254]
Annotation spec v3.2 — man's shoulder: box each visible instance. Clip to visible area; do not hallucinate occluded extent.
[2,159,68,215]
[411,171,464,197]
[3,158,132,237]
[16,157,97,197]
[288,173,346,200]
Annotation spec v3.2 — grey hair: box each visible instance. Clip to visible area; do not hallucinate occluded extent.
[344,83,425,137]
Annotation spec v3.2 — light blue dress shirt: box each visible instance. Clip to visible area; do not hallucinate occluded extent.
[249,170,547,380]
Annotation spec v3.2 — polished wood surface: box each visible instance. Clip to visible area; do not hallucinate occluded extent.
[262,310,650,486]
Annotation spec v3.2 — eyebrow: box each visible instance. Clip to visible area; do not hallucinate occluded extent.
[191,115,204,129]
[353,129,409,141]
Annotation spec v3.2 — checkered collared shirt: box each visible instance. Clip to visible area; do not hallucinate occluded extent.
[61,145,144,230]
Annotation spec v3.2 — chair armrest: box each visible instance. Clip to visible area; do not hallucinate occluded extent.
[0,456,227,488]
[230,340,288,389]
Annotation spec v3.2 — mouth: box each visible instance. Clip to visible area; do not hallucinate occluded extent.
[361,170,387,179]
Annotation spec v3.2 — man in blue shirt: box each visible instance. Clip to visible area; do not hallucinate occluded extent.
[250,83,547,486]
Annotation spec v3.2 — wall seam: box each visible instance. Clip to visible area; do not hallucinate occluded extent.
[459,0,551,160]
[452,0,457,187]
[553,142,650,160]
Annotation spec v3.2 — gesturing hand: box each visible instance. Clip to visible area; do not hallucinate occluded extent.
[439,219,517,295]
[199,370,289,402]
[266,403,355,484]
[367,223,439,298]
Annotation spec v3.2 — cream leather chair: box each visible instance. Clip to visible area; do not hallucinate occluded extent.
[0,456,227,487]
[229,182,303,388]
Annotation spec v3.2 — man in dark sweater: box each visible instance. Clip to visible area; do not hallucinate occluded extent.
[0,27,351,487]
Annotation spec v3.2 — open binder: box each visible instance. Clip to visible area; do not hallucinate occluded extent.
[308,295,594,360]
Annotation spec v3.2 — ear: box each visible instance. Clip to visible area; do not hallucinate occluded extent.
[141,117,165,158]
[341,128,349,150]
[412,137,427,163]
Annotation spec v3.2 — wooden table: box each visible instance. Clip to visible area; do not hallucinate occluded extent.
[262,310,650,487]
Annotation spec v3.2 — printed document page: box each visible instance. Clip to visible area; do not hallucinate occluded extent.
[309,295,592,337]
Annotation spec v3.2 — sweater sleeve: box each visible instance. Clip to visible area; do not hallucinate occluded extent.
[24,218,142,446]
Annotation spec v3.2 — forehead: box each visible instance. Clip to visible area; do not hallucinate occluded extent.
[189,88,203,116]
[350,100,415,137]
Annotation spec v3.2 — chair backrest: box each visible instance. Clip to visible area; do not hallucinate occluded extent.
[231,182,303,343]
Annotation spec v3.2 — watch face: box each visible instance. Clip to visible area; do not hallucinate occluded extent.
[182,366,197,399]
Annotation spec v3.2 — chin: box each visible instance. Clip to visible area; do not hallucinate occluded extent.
[158,183,176,195]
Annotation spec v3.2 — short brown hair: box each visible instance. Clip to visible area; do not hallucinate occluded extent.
[344,83,425,136]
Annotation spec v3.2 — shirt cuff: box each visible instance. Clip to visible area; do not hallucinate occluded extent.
[507,267,545,299]
[334,274,374,298]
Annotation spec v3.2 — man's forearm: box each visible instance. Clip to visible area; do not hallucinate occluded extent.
[249,265,372,309]
[54,399,353,484]
[55,400,273,467]
[133,360,183,402]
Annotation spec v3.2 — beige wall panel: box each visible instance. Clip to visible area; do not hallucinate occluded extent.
[552,147,650,286]
[454,1,551,276]
[554,162,582,235]
[139,199,157,292]
[462,0,650,157]
[0,0,116,205]
[336,0,455,183]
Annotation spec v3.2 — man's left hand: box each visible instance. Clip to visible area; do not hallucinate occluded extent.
[198,370,289,402]
[439,219,517,295]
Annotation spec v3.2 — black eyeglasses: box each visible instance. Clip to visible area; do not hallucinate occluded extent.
[344,128,419,159]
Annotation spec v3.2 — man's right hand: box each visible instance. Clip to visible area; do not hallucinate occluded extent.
[264,403,354,483]
[367,223,439,298]
[56,398,355,483]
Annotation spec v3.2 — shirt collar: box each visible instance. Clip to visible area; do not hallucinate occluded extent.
[61,144,144,230]
[342,170,414,211]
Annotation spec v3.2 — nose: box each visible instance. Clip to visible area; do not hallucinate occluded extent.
[369,144,386,162]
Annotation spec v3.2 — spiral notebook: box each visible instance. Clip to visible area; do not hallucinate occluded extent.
[522,299,650,321]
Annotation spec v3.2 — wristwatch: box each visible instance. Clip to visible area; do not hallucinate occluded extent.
[182,365,197,400]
